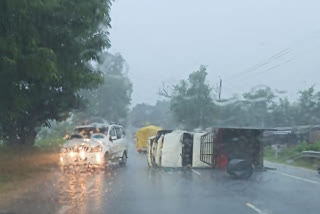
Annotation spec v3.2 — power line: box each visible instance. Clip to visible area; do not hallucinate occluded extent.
[224,48,291,81]
[220,29,320,97]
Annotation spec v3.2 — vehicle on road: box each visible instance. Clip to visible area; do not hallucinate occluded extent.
[148,128,267,178]
[136,125,162,153]
[60,124,128,170]
[148,130,210,168]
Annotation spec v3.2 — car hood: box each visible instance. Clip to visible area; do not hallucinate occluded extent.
[62,138,101,148]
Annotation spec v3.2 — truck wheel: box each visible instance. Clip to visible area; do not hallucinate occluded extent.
[119,151,127,166]
[227,159,253,179]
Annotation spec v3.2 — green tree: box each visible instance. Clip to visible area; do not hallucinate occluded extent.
[79,53,133,124]
[242,87,275,127]
[269,97,295,127]
[212,88,276,128]
[0,0,112,145]
[295,86,320,125]
[212,97,249,127]
[169,66,215,130]
[130,100,175,129]
[130,103,153,127]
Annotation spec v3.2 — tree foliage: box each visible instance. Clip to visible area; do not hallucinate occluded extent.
[214,86,320,128]
[169,66,215,130]
[242,87,275,127]
[79,53,133,125]
[161,65,320,130]
[129,100,175,129]
[0,0,112,145]
[295,87,320,125]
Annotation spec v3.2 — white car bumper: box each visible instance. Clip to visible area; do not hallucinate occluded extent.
[59,152,104,168]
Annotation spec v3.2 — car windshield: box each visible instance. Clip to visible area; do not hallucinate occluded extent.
[91,134,105,139]
[74,126,108,138]
[1,0,320,214]
[69,134,83,140]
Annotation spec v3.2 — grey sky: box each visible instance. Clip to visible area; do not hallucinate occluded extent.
[109,0,320,105]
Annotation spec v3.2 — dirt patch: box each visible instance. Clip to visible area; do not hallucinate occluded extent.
[0,146,59,204]
[0,170,57,206]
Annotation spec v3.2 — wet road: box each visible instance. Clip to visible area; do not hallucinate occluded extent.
[1,144,320,214]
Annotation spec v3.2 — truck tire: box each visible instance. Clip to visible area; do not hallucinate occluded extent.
[227,159,253,179]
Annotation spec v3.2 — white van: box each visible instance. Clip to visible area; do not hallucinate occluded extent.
[147,130,209,168]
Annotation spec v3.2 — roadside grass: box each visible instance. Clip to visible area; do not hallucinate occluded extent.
[0,145,59,194]
[0,122,72,199]
[264,143,320,170]
[35,135,65,148]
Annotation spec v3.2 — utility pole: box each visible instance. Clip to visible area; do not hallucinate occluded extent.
[218,78,222,101]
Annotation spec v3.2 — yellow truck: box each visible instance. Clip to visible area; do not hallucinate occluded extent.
[136,125,162,152]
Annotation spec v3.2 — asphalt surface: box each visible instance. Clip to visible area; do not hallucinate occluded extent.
[1,144,320,214]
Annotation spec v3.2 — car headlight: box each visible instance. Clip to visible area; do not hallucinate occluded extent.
[80,151,86,160]
[70,151,75,158]
[90,145,102,153]
[96,154,101,163]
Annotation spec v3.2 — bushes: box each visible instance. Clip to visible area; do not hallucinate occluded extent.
[35,135,65,148]
[305,141,320,151]
[264,142,320,168]
[35,120,73,147]
[291,141,320,153]
[264,146,275,157]
[270,141,320,160]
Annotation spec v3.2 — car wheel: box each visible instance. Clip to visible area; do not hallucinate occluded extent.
[104,152,109,168]
[119,151,127,166]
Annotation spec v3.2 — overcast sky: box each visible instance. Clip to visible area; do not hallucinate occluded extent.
[109,0,320,105]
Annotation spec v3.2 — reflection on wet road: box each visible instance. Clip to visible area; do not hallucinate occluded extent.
[1,144,320,214]
[58,171,104,214]
[56,163,126,214]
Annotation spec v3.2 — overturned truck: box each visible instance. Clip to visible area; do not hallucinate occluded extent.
[148,128,266,178]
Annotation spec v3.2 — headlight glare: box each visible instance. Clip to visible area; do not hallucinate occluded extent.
[91,145,102,153]
[96,154,101,163]
[80,151,86,160]
[70,151,75,158]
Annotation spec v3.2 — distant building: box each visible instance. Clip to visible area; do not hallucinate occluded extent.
[263,125,320,145]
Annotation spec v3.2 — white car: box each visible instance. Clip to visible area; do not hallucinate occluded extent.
[60,124,128,169]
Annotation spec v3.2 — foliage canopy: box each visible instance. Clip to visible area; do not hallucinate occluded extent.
[0,0,112,145]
